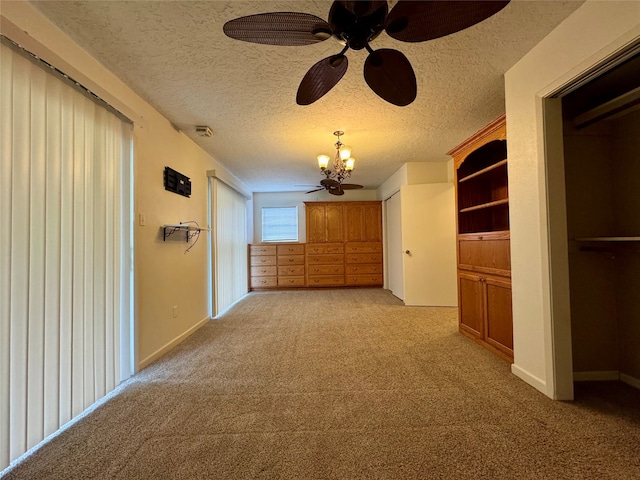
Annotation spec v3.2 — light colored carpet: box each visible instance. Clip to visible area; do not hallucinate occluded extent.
[3,289,640,479]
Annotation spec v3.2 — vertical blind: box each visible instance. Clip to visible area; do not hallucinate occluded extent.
[212,179,248,316]
[0,39,133,470]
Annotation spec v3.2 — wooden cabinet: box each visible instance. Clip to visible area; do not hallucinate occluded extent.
[343,202,382,242]
[345,242,383,286]
[448,114,513,362]
[306,243,345,287]
[458,271,513,359]
[306,203,343,243]
[305,201,381,243]
[249,243,305,290]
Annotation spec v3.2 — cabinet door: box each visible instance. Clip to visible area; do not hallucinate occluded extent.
[306,204,326,243]
[325,204,343,243]
[363,203,382,241]
[484,276,513,355]
[343,204,364,242]
[458,271,484,338]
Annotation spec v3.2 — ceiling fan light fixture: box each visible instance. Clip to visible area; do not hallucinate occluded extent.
[317,154,330,169]
[345,158,355,171]
[339,146,351,160]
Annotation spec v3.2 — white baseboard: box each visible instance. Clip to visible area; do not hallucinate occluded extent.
[573,371,640,391]
[573,371,620,382]
[138,315,210,370]
[620,373,640,390]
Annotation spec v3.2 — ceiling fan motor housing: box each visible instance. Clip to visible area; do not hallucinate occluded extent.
[329,1,388,50]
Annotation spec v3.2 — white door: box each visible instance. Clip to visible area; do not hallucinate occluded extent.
[385,191,404,300]
[401,183,457,306]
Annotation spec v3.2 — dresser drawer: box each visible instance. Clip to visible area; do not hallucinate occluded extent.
[278,255,305,266]
[278,265,305,276]
[345,264,382,275]
[345,242,382,253]
[251,266,277,277]
[306,243,344,254]
[277,276,305,287]
[308,265,344,275]
[277,244,305,255]
[345,253,383,264]
[250,276,277,288]
[307,254,344,265]
[250,255,276,266]
[345,274,383,286]
[250,245,276,256]
[307,275,345,286]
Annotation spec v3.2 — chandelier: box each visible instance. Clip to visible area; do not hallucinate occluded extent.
[307,131,364,195]
[318,130,357,181]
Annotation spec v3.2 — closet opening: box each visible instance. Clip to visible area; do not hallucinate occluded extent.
[560,51,640,396]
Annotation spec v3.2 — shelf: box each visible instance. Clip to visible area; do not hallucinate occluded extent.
[163,224,211,242]
[574,236,640,242]
[459,198,509,213]
[458,159,507,183]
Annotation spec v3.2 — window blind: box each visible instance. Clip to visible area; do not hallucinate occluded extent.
[0,39,133,470]
[262,206,299,242]
[212,179,248,316]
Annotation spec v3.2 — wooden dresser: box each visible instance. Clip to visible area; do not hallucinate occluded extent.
[277,243,305,287]
[448,114,513,362]
[249,243,305,290]
[306,243,345,287]
[345,242,383,286]
[249,244,277,289]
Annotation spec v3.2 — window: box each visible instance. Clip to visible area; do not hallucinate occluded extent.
[262,207,298,242]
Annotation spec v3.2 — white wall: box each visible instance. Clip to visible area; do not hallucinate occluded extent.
[505,0,640,399]
[377,161,451,200]
[0,2,251,370]
[252,189,378,244]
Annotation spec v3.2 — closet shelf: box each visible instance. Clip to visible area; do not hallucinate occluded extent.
[458,159,508,183]
[459,198,509,213]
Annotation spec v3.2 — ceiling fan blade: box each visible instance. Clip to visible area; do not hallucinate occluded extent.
[223,13,332,46]
[297,55,349,105]
[305,188,324,194]
[340,183,364,190]
[386,1,510,43]
[320,178,341,189]
[329,187,345,196]
[364,48,417,106]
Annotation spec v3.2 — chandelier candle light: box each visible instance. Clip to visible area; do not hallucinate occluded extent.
[307,131,364,196]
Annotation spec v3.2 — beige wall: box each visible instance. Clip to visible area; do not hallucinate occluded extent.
[1,2,250,370]
[505,0,640,399]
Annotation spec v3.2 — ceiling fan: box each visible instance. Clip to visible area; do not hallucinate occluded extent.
[306,178,364,196]
[223,1,510,106]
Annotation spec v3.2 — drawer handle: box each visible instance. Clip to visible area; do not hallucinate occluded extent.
[288,258,294,262]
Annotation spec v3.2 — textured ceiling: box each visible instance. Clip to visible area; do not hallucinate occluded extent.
[30,0,584,193]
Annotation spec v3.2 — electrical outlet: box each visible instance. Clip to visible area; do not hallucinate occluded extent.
[172,305,178,318]
[139,213,146,226]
